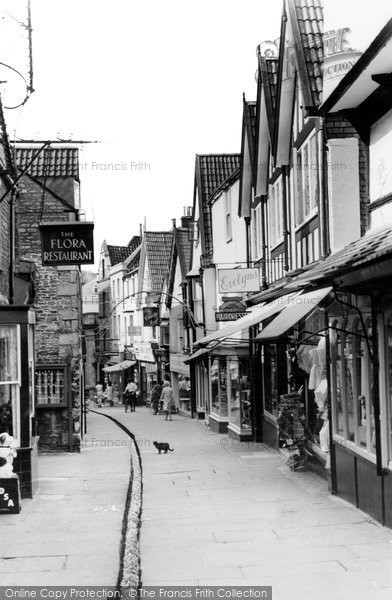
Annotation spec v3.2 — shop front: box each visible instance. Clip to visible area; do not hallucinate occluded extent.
[0,306,38,499]
[256,288,333,473]
[187,295,299,439]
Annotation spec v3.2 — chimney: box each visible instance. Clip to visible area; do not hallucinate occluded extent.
[139,223,143,237]
[181,206,193,229]
[172,218,176,229]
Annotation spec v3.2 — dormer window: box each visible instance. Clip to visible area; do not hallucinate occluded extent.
[294,132,319,226]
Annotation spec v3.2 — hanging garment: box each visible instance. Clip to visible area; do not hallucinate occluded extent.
[308,348,322,390]
[314,379,328,411]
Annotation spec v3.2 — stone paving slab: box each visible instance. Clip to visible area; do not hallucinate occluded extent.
[0,411,130,586]
[109,406,392,599]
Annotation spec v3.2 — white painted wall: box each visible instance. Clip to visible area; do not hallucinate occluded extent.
[211,179,248,333]
[327,137,361,253]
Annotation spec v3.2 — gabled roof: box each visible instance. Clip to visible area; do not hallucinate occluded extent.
[175,228,192,279]
[15,147,79,178]
[195,154,240,254]
[145,231,173,293]
[167,226,192,307]
[107,245,132,266]
[244,100,257,177]
[258,56,279,142]
[288,0,323,108]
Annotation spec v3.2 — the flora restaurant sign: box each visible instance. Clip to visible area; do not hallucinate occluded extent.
[39,221,94,266]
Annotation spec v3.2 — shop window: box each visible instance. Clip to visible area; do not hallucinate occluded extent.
[35,366,66,406]
[195,362,208,412]
[210,357,228,419]
[0,325,21,443]
[263,344,279,417]
[330,318,375,455]
[228,358,251,431]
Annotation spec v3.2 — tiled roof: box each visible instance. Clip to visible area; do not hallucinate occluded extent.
[107,245,132,266]
[145,231,173,293]
[15,147,79,178]
[196,154,240,253]
[127,235,142,254]
[290,0,323,107]
[126,246,141,273]
[175,228,192,279]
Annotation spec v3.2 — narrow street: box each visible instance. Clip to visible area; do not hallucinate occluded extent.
[2,406,391,598]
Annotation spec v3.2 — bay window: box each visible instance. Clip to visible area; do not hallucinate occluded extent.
[294,132,319,226]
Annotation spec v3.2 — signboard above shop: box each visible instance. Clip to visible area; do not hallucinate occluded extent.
[218,268,260,294]
[39,221,94,266]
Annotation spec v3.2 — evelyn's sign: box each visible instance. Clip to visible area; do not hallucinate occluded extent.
[218,268,260,293]
[40,222,94,266]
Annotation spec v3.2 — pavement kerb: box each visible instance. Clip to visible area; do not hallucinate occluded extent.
[90,410,143,593]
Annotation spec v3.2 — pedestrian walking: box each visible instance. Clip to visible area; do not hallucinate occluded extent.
[124,379,138,412]
[151,380,163,414]
[160,380,174,421]
[105,380,113,406]
[95,382,104,408]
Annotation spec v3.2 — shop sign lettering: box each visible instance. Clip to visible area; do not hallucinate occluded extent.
[218,268,260,293]
[215,311,249,322]
[40,222,94,266]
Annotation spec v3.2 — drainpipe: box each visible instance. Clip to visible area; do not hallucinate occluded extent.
[282,165,289,272]
[320,117,330,257]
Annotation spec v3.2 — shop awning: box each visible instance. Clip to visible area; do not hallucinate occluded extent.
[194,292,300,347]
[103,360,136,373]
[256,287,333,341]
[183,347,211,364]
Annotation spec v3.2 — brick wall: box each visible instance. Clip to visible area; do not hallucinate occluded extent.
[0,178,10,303]
[16,175,82,451]
[326,112,370,236]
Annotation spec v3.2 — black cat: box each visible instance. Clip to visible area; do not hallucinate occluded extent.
[153,441,174,454]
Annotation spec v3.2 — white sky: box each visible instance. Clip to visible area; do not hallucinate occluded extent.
[2,0,392,271]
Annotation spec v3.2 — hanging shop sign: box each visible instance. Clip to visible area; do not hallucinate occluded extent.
[133,342,155,363]
[143,306,160,327]
[215,298,249,322]
[39,221,94,266]
[218,268,260,293]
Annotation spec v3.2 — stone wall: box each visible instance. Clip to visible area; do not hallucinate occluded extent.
[15,175,82,451]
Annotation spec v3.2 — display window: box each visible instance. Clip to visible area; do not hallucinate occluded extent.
[0,325,21,445]
[228,358,252,431]
[195,362,208,413]
[210,357,228,418]
[330,310,375,456]
[386,318,392,465]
